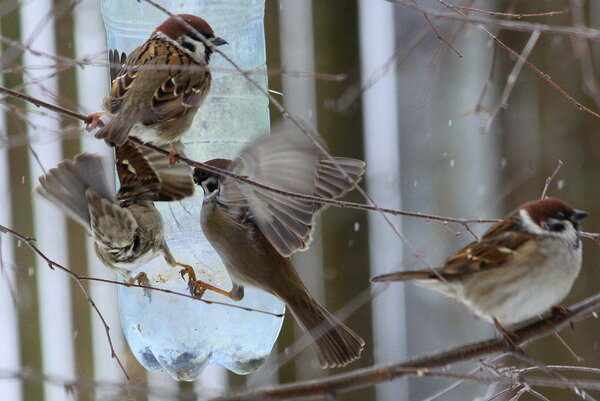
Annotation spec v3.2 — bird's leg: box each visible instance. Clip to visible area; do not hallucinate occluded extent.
[85,111,108,131]
[493,317,522,352]
[551,305,571,317]
[131,271,152,299]
[178,263,235,299]
[168,143,180,166]
[551,306,574,330]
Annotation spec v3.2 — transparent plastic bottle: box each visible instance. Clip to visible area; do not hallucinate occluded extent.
[100,0,285,380]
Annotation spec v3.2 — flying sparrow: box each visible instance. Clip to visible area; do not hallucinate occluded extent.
[372,198,588,327]
[36,143,227,297]
[91,14,227,163]
[192,132,366,368]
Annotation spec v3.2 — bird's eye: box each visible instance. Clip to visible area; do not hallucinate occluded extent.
[548,222,565,232]
[556,212,566,220]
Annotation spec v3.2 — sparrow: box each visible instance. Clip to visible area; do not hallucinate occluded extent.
[192,132,366,368]
[91,14,227,163]
[35,142,224,297]
[372,198,588,327]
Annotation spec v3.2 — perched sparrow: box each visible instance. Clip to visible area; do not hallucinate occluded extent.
[92,14,227,163]
[372,198,588,326]
[192,132,366,368]
[35,143,215,289]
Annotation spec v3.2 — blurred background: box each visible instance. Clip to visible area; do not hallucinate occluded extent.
[1,0,600,400]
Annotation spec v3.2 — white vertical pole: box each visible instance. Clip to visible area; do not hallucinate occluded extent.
[0,35,22,400]
[278,0,325,378]
[195,365,228,398]
[358,2,407,400]
[21,1,76,400]
[73,0,126,395]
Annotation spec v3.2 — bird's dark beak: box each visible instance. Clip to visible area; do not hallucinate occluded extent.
[211,36,228,47]
[572,210,589,222]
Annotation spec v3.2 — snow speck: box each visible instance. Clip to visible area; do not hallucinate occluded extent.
[557,179,564,190]
[354,222,360,232]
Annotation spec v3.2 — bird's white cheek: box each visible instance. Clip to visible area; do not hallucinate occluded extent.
[195,42,206,59]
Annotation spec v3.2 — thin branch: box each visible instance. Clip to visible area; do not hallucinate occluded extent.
[387,0,600,40]
[0,85,98,125]
[0,224,130,381]
[422,11,462,58]
[0,224,284,318]
[0,85,503,229]
[568,0,600,112]
[8,84,600,251]
[211,292,600,400]
[485,29,540,133]
[335,21,430,112]
[541,160,563,199]
[389,0,600,120]
[8,84,600,250]
[454,6,566,19]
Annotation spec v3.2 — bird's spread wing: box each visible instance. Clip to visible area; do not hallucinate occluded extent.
[314,157,365,213]
[219,133,364,257]
[116,141,194,201]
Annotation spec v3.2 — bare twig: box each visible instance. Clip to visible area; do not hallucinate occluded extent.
[0,85,98,125]
[0,224,130,381]
[211,292,600,400]
[389,0,600,120]
[0,224,284,318]
[541,160,563,199]
[387,1,600,40]
[568,0,600,112]
[421,11,462,58]
[0,85,505,230]
[485,30,540,133]
[335,21,430,112]
[454,6,566,19]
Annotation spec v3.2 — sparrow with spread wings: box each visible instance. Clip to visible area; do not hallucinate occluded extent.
[35,142,228,297]
[190,132,366,368]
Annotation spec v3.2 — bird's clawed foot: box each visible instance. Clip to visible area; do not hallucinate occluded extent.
[85,111,108,131]
[493,317,522,352]
[551,306,574,330]
[168,143,180,165]
[178,263,232,299]
[551,305,571,318]
[131,271,152,299]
